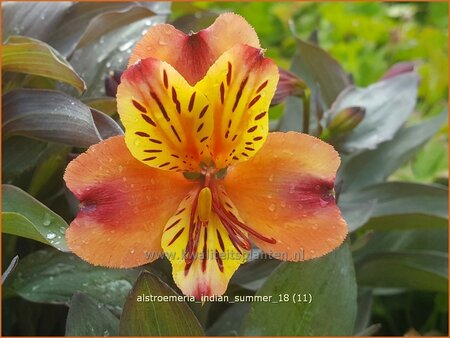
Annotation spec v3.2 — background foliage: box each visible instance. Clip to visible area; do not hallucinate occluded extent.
[2,1,448,336]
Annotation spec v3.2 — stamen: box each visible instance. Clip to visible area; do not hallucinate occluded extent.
[197,187,212,222]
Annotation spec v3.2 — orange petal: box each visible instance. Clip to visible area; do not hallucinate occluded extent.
[223,132,348,261]
[195,44,279,168]
[64,136,194,268]
[129,13,260,85]
[117,57,213,172]
[161,192,247,299]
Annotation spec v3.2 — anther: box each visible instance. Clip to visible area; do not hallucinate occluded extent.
[197,187,212,222]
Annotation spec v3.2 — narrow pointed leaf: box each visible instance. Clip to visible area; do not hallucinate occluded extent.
[330,72,419,152]
[3,249,139,310]
[357,251,448,292]
[340,109,447,191]
[2,185,69,251]
[2,255,19,284]
[2,36,86,93]
[65,292,119,336]
[290,36,350,106]
[119,271,204,336]
[2,89,123,148]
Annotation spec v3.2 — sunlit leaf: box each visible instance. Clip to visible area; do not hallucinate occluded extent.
[83,97,117,116]
[65,292,119,336]
[119,271,204,336]
[241,243,357,336]
[2,185,69,251]
[2,36,86,93]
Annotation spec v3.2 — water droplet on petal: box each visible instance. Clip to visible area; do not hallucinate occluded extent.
[268,204,276,212]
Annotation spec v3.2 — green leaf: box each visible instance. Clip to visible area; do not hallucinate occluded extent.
[68,4,170,97]
[2,255,19,285]
[2,184,69,251]
[330,72,419,152]
[27,144,71,198]
[2,136,47,182]
[65,292,119,336]
[354,228,448,261]
[240,243,357,336]
[353,288,374,335]
[342,182,448,231]
[83,97,117,116]
[2,89,123,148]
[2,2,72,42]
[412,137,448,181]
[49,2,170,57]
[356,251,448,292]
[119,271,204,336]
[231,255,281,291]
[207,302,251,336]
[339,199,376,232]
[277,96,303,132]
[2,36,86,93]
[4,249,139,310]
[290,36,350,107]
[340,109,447,191]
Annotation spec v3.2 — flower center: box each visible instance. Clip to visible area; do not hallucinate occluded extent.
[183,166,276,269]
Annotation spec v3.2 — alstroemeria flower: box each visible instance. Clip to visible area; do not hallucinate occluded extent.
[64,14,348,298]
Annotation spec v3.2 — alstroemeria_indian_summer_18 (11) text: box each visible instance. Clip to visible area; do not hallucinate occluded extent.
[64,13,348,299]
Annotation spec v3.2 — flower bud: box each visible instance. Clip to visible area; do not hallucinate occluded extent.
[381,61,415,80]
[321,106,365,141]
[104,70,123,97]
[271,68,308,106]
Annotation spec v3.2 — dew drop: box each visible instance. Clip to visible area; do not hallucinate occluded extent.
[280,201,286,208]
[130,249,135,254]
[42,213,52,226]
[268,204,276,212]
[119,40,133,52]
[46,233,56,240]
[268,174,274,182]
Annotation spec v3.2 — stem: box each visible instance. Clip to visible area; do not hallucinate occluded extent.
[302,89,311,134]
